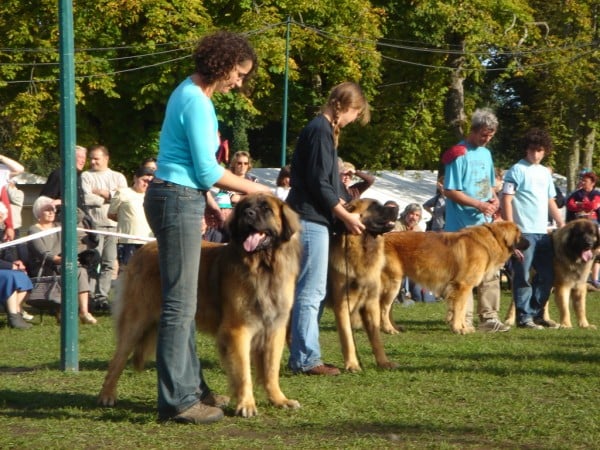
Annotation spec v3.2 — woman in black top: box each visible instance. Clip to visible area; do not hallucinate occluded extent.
[286,82,370,375]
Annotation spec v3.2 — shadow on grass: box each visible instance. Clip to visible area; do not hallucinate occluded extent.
[0,356,222,373]
[0,389,153,423]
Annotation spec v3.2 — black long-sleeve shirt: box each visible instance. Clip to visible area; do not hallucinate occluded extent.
[286,114,341,228]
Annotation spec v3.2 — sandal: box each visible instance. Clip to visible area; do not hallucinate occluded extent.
[80,312,97,325]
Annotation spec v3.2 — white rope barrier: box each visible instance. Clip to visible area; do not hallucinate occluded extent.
[0,226,155,250]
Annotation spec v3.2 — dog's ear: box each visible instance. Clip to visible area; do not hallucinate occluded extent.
[280,201,301,242]
[224,201,241,244]
[344,201,356,213]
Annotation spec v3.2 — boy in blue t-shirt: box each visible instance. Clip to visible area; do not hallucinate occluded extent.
[502,128,565,329]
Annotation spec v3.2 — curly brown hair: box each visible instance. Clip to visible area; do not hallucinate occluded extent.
[193,31,257,85]
[522,128,553,155]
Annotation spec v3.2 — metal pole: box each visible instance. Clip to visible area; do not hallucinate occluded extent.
[58,0,79,371]
[280,16,291,167]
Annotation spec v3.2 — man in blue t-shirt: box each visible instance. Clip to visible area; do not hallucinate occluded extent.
[442,108,509,333]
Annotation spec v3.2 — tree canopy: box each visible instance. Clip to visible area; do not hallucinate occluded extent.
[0,0,597,184]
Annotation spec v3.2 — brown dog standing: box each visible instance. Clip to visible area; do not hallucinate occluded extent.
[98,193,302,417]
[552,219,600,328]
[328,198,399,372]
[380,222,529,334]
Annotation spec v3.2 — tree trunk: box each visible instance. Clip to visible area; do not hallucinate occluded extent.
[567,138,580,193]
[443,36,467,140]
[582,126,596,171]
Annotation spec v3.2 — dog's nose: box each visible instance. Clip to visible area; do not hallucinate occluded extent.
[244,208,257,219]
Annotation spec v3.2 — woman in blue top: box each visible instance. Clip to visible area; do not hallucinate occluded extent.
[144,31,269,425]
[286,82,369,375]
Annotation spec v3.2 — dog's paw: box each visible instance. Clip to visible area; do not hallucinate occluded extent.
[235,401,258,418]
[378,361,400,370]
[580,323,596,329]
[453,325,475,335]
[559,323,573,329]
[345,362,362,373]
[279,398,301,410]
[97,392,116,407]
[382,326,400,335]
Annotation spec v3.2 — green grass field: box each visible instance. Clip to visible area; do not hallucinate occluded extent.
[1,290,600,449]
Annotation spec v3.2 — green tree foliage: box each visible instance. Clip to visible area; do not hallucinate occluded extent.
[0,0,384,174]
[1,0,214,174]
[0,0,597,179]
[361,0,538,171]
[227,2,385,166]
[492,0,599,188]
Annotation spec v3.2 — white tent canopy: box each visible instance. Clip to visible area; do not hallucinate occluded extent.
[251,168,440,223]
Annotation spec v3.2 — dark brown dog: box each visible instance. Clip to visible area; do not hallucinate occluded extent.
[380,222,530,334]
[98,193,302,417]
[328,198,399,372]
[552,219,600,328]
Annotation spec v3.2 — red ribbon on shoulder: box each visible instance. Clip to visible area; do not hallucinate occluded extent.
[441,144,467,165]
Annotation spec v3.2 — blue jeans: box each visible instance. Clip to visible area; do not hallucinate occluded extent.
[288,220,329,372]
[511,233,554,325]
[144,180,210,417]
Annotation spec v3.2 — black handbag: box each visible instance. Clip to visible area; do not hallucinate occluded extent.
[27,254,61,317]
[29,275,61,304]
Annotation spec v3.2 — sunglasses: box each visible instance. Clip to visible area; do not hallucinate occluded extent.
[236,161,249,166]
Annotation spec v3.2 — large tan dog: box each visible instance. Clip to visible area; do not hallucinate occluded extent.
[328,198,399,372]
[98,193,302,417]
[503,219,600,328]
[379,222,530,335]
[552,219,600,328]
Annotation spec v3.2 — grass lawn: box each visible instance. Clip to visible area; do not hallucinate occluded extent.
[1,289,600,449]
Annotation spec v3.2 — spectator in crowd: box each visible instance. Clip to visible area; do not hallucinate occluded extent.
[339,160,375,202]
[0,201,32,328]
[81,145,128,310]
[0,154,24,242]
[0,268,33,329]
[286,81,369,376]
[442,107,509,333]
[27,196,97,324]
[203,190,232,243]
[204,150,258,243]
[393,203,436,303]
[141,157,158,173]
[423,176,446,231]
[6,180,28,263]
[39,145,87,212]
[274,165,291,201]
[394,202,425,231]
[108,166,154,267]
[226,150,258,204]
[565,171,600,222]
[6,181,24,237]
[143,30,269,424]
[502,128,564,329]
[565,170,600,289]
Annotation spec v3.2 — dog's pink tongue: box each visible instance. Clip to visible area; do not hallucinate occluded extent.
[582,249,593,262]
[244,232,265,252]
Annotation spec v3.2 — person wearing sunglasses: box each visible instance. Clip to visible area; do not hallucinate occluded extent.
[107,166,154,267]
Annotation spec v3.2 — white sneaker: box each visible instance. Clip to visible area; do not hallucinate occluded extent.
[478,318,511,333]
[518,320,544,330]
[21,311,34,321]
